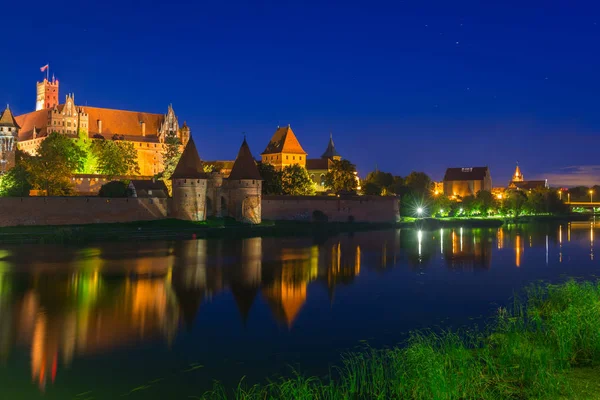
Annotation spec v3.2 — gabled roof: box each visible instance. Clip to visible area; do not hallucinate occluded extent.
[15,105,166,141]
[171,137,207,179]
[0,106,19,128]
[510,180,547,190]
[306,158,333,171]
[262,125,307,155]
[129,179,169,197]
[444,167,490,181]
[321,133,340,159]
[228,138,262,180]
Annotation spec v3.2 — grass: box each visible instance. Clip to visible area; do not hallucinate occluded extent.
[200,280,600,399]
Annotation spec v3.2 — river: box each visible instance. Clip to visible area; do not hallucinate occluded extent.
[0,221,598,399]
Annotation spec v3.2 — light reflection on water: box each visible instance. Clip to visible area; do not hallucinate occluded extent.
[0,221,599,398]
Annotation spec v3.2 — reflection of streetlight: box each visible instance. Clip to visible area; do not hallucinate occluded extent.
[568,192,571,203]
[590,190,595,203]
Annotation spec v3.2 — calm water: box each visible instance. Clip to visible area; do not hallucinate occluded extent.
[0,221,599,399]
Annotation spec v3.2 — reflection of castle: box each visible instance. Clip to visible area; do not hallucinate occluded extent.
[441,228,493,270]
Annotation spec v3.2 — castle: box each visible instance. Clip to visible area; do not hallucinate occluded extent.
[14,75,190,176]
[171,136,262,224]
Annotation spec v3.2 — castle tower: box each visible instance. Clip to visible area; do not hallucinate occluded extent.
[512,163,524,183]
[170,137,208,221]
[226,137,262,224]
[321,133,341,161]
[261,124,307,170]
[36,76,59,111]
[0,105,20,173]
[179,121,190,146]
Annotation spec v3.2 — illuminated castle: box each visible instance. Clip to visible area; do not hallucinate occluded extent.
[15,73,190,176]
[508,163,547,191]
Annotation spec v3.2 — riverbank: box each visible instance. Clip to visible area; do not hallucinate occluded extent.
[0,213,591,244]
[201,280,600,399]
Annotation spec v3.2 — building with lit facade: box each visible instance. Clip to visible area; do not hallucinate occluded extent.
[14,75,190,176]
[507,163,547,191]
[443,167,492,198]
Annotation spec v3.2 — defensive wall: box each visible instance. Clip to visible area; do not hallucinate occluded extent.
[261,195,400,223]
[0,195,398,227]
[0,197,168,226]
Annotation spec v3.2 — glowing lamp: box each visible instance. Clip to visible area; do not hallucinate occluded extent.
[417,207,423,215]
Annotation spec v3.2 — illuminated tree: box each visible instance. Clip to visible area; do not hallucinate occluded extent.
[161,130,182,179]
[93,139,140,178]
[0,150,31,197]
[324,159,357,193]
[404,171,433,195]
[281,164,315,196]
[258,162,283,195]
[26,132,86,196]
[98,181,132,197]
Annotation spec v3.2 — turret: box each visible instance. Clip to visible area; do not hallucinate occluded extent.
[321,133,341,161]
[179,121,190,146]
[0,105,20,172]
[225,137,262,224]
[170,137,208,221]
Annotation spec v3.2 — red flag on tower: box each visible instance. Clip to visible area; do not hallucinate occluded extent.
[40,64,49,72]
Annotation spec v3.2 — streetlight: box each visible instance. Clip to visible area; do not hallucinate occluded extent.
[558,190,562,201]
[590,190,595,203]
[417,207,423,217]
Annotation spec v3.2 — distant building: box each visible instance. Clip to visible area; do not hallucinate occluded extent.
[261,125,307,170]
[128,180,169,198]
[306,134,342,191]
[443,167,492,198]
[508,164,547,191]
[0,106,19,173]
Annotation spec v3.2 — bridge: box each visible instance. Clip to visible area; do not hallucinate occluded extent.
[565,201,600,210]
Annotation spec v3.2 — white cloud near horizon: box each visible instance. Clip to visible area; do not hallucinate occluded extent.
[532,165,600,188]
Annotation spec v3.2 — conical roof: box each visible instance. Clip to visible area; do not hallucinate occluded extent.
[228,138,262,180]
[261,125,307,155]
[321,133,340,159]
[171,137,207,179]
[512,164,524,182]
[0,105,19,129]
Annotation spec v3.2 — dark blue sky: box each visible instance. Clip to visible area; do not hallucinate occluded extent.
[2,1,599,186]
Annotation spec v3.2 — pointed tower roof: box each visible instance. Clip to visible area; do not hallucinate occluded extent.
[0,105,20,129]
[171,137,207,179]
[321,133,340,159]
[230,283,259,326]
[261,125,307,155]
[228,137,262,180]
[512,163,524,182]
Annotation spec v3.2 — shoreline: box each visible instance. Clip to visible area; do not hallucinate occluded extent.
[0,214,591,244]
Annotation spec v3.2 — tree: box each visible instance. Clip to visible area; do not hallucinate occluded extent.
[505,190,527,217]
[476,190,497,215]
[324,159,357,193]
[257,162,283,195]
[432,194,452,216]
[93,139,140,178]
[98,181,132,197]
[281,165,315,196]
[364,170,395,195]
[404,171,433,195]
[161,130,182,179]
[26,132,86,196]
[362,181,382,196]
[75,129,97,173]
[0,165,31,197]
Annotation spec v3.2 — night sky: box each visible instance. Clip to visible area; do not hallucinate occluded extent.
[1,1,599,186]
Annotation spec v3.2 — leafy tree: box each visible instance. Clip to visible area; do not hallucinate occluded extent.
[161,130,182,179]
[324,159,357,193]
[0,165,31,197]
[432,194,452,216]
[506,190,527,217]
[98,181,132,197]
[281,164,315,196]
[93,140,140,178]
[364,170,395,195]
[362,181,381,196]
[404,171,433,195]
[257,162,283,195]
[476,190,497,215]
[26,132,86,196]
[75,129,97,173]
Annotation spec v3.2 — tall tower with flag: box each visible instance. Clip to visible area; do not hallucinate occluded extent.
[36,65,59,111]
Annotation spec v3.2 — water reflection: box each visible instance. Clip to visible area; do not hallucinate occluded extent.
[0,222,598,392]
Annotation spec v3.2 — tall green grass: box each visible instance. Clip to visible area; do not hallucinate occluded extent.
[201,280,600,399]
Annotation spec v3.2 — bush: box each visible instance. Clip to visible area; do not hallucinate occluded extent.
[98,181,132,197]
[312,210,328,223]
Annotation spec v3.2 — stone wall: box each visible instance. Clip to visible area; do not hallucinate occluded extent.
[262,196,400,223]
[0,197,168,227]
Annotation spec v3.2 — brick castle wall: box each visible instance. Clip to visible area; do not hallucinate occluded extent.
[0,197,168,226]
[262,196,400,223]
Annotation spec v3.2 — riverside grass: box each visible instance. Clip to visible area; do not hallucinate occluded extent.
[201,280,600,399]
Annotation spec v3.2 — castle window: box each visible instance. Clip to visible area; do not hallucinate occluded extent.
[293,156,295,160]
[286,155,289,160]
[300,156,302,160]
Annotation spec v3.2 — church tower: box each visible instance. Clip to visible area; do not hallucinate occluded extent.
[512,163,524,183]
[321,133,341,161]
[36,76,59,111]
